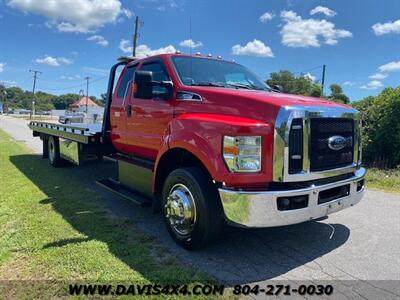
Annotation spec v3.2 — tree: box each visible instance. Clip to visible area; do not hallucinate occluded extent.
[266,70,349,102]
[53,93,80,109]
[352,87,400,168]
[309,85,322,97]
[266,70,322,97]
[329,84,350,104]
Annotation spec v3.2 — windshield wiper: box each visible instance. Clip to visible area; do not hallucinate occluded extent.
[191,82,227,87]
[191,82,267,91]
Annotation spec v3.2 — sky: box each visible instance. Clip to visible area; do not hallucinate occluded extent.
[0,0,399,101]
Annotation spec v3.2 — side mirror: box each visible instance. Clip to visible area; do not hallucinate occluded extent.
[134,71,174,100]
[134,71,153,99]
[272,84,283,93]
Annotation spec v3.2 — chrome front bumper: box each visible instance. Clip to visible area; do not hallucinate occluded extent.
[219,168,366,227]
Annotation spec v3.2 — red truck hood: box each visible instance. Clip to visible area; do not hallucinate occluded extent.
[202,88,350,109]
[179,87,354,125]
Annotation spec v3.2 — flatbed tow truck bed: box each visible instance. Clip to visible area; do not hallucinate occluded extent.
[28,121,112,165]
[28,120,152,206]
[28,121,103,144]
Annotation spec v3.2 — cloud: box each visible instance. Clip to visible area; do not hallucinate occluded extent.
[0,80,17,87]
[369,73,388,80]
[179,39,203,48]
[378,61,400,72]
[304,73,316,82]
[61,74,81,80]
[155,0,179,11]
[372,20,400,35]
[0,63,5,73]
[343,81,356,86]
[310,6,336,17]
[360,80,383,90]
[83,67,109,76]
[119,39,133,54]
[119,39,177,58]
[87,35,109,46]
[280,10,352,47]
[231,39,274,57]
[36,56,73,66]
[259,12,274,23]
[7,0,133,33]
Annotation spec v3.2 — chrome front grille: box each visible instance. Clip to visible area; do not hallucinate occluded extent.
[309,118,354,171]
[273,106,362,182]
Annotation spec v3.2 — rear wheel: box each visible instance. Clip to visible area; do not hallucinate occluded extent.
[162,167,223,250]
[48,136,62,167]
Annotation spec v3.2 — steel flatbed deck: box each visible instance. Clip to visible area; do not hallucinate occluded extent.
[29,121,103,144]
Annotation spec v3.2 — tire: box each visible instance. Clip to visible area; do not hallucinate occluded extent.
[161,167,223,250]
[48,136,62,167]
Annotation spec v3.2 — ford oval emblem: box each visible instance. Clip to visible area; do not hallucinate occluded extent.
[328,135,346,151]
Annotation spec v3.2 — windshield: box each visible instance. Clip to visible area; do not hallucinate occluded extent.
[171,56,270,91]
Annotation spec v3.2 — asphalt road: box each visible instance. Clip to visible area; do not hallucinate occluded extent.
[1,115,399,298]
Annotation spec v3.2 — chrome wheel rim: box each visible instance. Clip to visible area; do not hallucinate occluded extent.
[49,140,55,163]
[165,184,197,236]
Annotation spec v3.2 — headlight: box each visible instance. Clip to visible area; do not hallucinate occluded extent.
[223,136,262,172]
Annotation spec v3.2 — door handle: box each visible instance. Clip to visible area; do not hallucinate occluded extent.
[126,104,132,117]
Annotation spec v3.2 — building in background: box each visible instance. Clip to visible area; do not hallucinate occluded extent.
[70,96,100,112]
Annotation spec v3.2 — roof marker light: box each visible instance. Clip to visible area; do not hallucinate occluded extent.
[207,53,212,57]
[217,55,223,60]
[195,52,201,56]
[175,50,181,54]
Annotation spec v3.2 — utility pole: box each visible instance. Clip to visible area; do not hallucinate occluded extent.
[133,16,139,57]
[321,64,326,96]
[29,69,42,118]
[85,77,90,114]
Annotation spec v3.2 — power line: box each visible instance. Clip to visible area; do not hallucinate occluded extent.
[292,65,323,75]
[36,75,107,92]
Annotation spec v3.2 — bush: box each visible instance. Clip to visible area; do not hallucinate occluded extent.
[352,87,400,168]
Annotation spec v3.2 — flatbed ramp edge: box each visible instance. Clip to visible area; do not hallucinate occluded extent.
[28,121,112,165]
[28,121,102,144]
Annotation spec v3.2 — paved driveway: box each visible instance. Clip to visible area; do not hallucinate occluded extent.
[1,115,399,298]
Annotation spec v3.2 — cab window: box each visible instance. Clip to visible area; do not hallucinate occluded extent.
[117,65,137,99]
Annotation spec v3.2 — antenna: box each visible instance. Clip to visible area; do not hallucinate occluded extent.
[189,16,194,81]
[189,16,192,56]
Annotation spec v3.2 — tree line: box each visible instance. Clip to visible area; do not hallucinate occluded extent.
[266,70,350,103]
[0,85,105,112]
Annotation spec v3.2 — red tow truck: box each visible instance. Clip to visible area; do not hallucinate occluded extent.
[29,53,365,249]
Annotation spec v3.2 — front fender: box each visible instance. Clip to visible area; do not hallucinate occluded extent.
[163,113,274,188]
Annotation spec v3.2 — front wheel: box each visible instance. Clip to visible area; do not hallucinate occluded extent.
[162,167,223,250]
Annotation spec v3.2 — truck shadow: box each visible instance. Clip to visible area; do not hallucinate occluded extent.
[10,154,350,285]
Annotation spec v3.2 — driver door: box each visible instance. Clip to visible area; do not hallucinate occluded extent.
[124,59,174,160]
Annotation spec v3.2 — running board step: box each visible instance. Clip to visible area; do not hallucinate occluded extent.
[96,178,152,207]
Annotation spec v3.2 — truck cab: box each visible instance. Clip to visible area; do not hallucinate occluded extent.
[30,53,365,250]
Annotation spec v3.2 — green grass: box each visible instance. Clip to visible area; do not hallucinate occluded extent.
[0,129,220,298]
[366,167,400,193]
